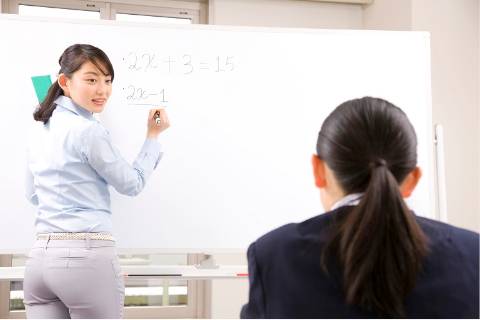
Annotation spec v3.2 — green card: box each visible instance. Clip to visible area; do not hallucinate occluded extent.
[31,75,53,103]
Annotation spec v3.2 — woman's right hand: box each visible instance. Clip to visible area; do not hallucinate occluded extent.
[147,108,170,139]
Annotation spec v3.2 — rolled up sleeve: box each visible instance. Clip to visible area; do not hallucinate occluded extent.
[81,122,163,196]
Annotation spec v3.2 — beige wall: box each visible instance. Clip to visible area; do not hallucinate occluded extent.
[363,0,480,232]
[363,0,411,30]
[209,0,363,28]
[208,254,248,318]
[412,0,479,232]
[209,0,479,318]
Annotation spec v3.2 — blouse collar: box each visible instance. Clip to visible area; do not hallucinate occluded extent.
[330,193,363,211]
[54,95,94,121]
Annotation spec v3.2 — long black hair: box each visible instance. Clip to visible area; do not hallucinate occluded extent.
[33,44,114,124]
[318,97,428,317]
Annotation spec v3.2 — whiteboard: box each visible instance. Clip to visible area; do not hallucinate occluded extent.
[0,15,434,252]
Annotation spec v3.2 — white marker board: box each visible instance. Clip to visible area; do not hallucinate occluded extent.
[0,15,434,252]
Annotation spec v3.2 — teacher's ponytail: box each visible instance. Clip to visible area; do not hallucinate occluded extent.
[33,81,63,124]
[317,97,428,317]
[33,44,114,124]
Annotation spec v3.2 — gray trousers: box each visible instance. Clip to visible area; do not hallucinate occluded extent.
[23,239,125,319]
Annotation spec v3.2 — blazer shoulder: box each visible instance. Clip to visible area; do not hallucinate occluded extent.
[255,222,298,251]
[253,207,351,259]
[416,216,479,264]
[416,216,479,244]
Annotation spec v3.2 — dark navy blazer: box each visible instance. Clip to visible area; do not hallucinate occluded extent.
[240,206,479,318]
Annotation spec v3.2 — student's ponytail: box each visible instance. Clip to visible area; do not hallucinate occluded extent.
[33,44,114,124]
[317,97,428,317]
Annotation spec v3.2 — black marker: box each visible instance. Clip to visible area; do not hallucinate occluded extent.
[154,110,161,125]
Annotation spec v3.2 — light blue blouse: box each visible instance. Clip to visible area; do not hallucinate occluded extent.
[25,95,163,234]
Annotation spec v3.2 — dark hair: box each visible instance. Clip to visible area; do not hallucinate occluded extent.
[318,97,428,317]
[33,44,114,124]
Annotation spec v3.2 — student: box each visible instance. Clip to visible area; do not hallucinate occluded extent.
[240,97,479,318]
[23,44,169,319]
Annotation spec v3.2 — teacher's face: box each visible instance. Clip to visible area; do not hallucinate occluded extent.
[59,60,112,113]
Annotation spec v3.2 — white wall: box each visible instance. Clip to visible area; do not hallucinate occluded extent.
[209,0,479,318]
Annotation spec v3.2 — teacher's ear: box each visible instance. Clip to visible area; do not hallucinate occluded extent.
[57,73,70,96]
[400,167,422,198]
[312,155,327,188]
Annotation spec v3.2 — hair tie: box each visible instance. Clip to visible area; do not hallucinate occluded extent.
[369,158,387,170]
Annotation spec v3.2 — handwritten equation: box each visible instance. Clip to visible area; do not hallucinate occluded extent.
[123,52,235,75]
[122,85,167,106]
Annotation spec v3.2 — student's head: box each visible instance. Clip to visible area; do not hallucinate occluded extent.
[34,44,114,124]
[313,97,428,317]
[312,97,421,210]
